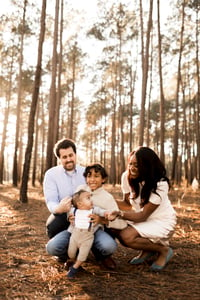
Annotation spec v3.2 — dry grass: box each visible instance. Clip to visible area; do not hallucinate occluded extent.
[0,184,199,299]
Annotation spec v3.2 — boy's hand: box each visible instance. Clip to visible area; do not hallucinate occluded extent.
[104,211,120,221]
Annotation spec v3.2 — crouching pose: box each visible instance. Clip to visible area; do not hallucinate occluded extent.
[111,147,177,272]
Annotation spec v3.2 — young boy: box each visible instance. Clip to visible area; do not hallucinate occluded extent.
[67,189,114,278]
[67,163,127,277]
[78,163,127,231]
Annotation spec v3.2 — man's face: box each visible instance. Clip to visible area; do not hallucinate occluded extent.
[59,147,76,171]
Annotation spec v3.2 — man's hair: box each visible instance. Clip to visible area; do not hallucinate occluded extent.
[53,138,76,158]
[72,189,88,208]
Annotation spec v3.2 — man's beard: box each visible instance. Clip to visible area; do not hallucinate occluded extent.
[64,161,75,171]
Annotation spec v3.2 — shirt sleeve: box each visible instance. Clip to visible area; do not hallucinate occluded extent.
[93,206,107,217]
[43,170,60,213]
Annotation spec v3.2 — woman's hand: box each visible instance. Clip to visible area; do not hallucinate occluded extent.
[116,202,159,222]
[104,211,119,221]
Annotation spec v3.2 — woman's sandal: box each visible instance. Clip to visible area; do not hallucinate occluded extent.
[150,248,173,272]
[129,252,155,265]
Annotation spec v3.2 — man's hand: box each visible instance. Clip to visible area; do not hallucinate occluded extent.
[54,197,72,214]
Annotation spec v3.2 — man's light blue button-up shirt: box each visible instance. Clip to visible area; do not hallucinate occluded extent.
[43,164,86,213]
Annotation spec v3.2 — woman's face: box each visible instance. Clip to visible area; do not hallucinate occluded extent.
[128,154,139,179]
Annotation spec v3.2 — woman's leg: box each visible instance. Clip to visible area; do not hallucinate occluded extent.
[46,230,71,262]
[118,226,171,267]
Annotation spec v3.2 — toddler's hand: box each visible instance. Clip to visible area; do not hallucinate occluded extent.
[89,213,101,226]
[68,213,75,225]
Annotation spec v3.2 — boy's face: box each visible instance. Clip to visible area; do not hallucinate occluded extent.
[78,192,93,210]
[59,147,76,171]
[86,168,105,191]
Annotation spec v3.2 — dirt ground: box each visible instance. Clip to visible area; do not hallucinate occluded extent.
[0,184,199,300]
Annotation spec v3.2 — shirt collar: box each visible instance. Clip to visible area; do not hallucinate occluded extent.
[63,166,77,175]
[91,186,104,194]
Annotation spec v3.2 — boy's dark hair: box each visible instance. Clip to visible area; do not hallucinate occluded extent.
[53,138,76,158]
[72,189,88,208]
[83,163,108,181]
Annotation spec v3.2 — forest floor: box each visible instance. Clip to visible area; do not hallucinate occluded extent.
[0,184,199,300]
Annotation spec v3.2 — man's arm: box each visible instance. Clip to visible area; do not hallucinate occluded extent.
[44,171,72,214]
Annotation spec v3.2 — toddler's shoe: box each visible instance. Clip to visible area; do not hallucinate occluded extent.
[67,266,79,278]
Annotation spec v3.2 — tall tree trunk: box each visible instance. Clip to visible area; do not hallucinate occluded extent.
[139,0,153,146]
[110,93,117,185]
[56,0,64,144]
[69,42,77,140]
[171,0,185,183]
[0,48,14,183]
[157,0,165,163]
[12,0,27,186]
[32,103,39,186]
[195,7,200,180]
[20,0,46,203]
[46,0,59,171]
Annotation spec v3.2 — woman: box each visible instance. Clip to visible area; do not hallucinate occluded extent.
[112,146,177,271]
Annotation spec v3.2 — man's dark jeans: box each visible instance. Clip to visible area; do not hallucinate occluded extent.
[46,213,70,239]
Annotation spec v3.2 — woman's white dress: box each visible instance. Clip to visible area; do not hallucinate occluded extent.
[121,171,177,245]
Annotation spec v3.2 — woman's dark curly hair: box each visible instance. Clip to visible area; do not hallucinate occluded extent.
[128,147,169,206]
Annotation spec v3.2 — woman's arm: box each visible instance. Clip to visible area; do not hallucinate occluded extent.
[116,193,132,210]
[113,202,159,223]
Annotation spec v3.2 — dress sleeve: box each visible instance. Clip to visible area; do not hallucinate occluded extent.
[149,181,169,205]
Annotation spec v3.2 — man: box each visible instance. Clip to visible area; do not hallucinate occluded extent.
[43,138,117,269]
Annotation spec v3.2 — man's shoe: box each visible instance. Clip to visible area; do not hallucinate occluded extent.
[101,256,116,270]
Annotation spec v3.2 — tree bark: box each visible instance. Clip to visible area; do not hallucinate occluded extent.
[20,0,46,203]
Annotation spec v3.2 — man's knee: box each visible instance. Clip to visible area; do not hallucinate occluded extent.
[46,213,69,238]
